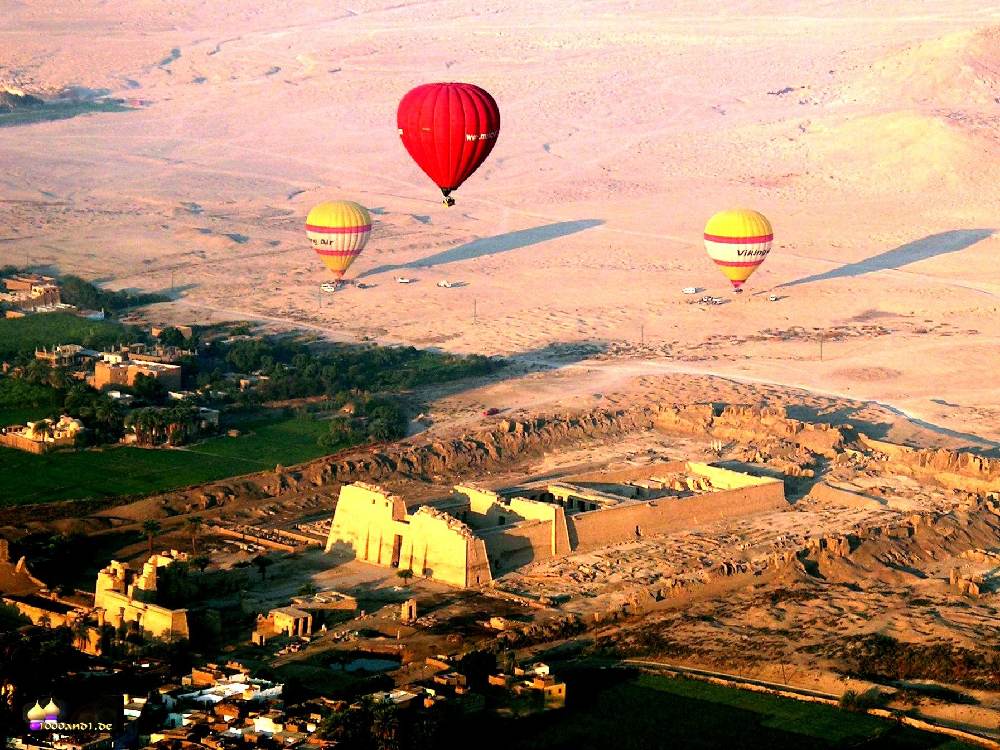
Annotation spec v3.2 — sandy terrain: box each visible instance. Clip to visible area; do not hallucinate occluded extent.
[2,0,999,446]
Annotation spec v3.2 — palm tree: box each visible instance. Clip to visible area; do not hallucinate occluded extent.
[370,698,400,750]
[71,617,91,651]
[47,366,68,390]
[142,519,162,557]
[23,359,49,385]
[185,516,203,553]
[93,398,124,441]
[252,555,273,581]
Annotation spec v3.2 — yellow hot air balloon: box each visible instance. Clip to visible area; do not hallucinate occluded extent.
[703,208,773,292]
[305,201,372,280]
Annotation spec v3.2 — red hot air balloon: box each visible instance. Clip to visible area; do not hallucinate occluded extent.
[397,82,500,206]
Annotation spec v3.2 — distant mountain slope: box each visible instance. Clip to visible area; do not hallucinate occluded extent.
[834,25,1000,108]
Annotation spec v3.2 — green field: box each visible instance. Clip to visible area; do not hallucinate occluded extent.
[0,313,140,359]
[485,671,973,750]
[0,405,54,426]
[0,412,338,505]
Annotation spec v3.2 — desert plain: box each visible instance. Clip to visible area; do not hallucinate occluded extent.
[2,0,1000,745]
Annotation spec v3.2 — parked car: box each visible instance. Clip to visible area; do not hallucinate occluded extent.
[483,407,501,416]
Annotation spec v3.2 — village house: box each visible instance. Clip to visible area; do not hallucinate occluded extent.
[34,344,100,368]
[91,357,182,391]
[1,273,61,312]
[0,415,86,454]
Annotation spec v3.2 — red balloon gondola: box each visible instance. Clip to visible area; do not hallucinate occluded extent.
[397,82,500,206]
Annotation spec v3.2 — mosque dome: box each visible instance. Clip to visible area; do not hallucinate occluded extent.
[42,699,60,720]
[27,702,46,721]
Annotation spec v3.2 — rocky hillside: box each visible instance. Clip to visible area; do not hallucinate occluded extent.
[0,87,43,112]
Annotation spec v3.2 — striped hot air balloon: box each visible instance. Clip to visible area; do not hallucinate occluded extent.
[305,201,372,280]
[703,209,773,291]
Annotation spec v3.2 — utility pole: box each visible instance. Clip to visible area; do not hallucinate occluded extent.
[640,324,644,346]
[473,298,477,324]
[819,332,824,361]
[170,270,175,295]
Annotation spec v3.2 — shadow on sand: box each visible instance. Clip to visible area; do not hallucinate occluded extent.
[358,219,603,279]
[780,229,994,288]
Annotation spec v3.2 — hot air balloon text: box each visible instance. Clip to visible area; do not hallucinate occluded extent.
[703,208,773,291]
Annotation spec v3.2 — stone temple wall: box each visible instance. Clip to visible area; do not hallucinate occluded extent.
[327,467,785,587]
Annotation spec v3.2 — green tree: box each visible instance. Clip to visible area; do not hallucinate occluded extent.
[396,569,413,584]
[191,555,210,573]
[252,555,273,580]
[157,327,187,348]
[371,697,401,750]
[22,359,50,385]
[132,372,166,404]
[46,366,68,390]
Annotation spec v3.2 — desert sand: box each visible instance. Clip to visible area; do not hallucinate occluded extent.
[2,0,999,442]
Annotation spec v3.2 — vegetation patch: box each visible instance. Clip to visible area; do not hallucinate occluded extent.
[0,313,144,360]
[825,633,1000,690]
[0,409,331,505]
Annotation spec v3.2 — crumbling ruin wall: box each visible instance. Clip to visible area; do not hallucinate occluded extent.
[569,482,787,553]
[803,482,885,510]
[859,435,1000,493]
[290,408,653,491]
[656,404,845,457]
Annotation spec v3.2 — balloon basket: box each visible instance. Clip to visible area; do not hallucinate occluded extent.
[443,196,456,207]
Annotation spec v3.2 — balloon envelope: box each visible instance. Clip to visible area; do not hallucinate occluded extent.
[306,201,372,279]
[397,82,500,204]
[703,208,773,289]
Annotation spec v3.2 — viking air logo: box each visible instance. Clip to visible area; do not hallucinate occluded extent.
[26,698,61,730]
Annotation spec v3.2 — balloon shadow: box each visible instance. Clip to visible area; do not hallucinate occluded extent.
[358,219,603,278]
[779,229,994,288]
